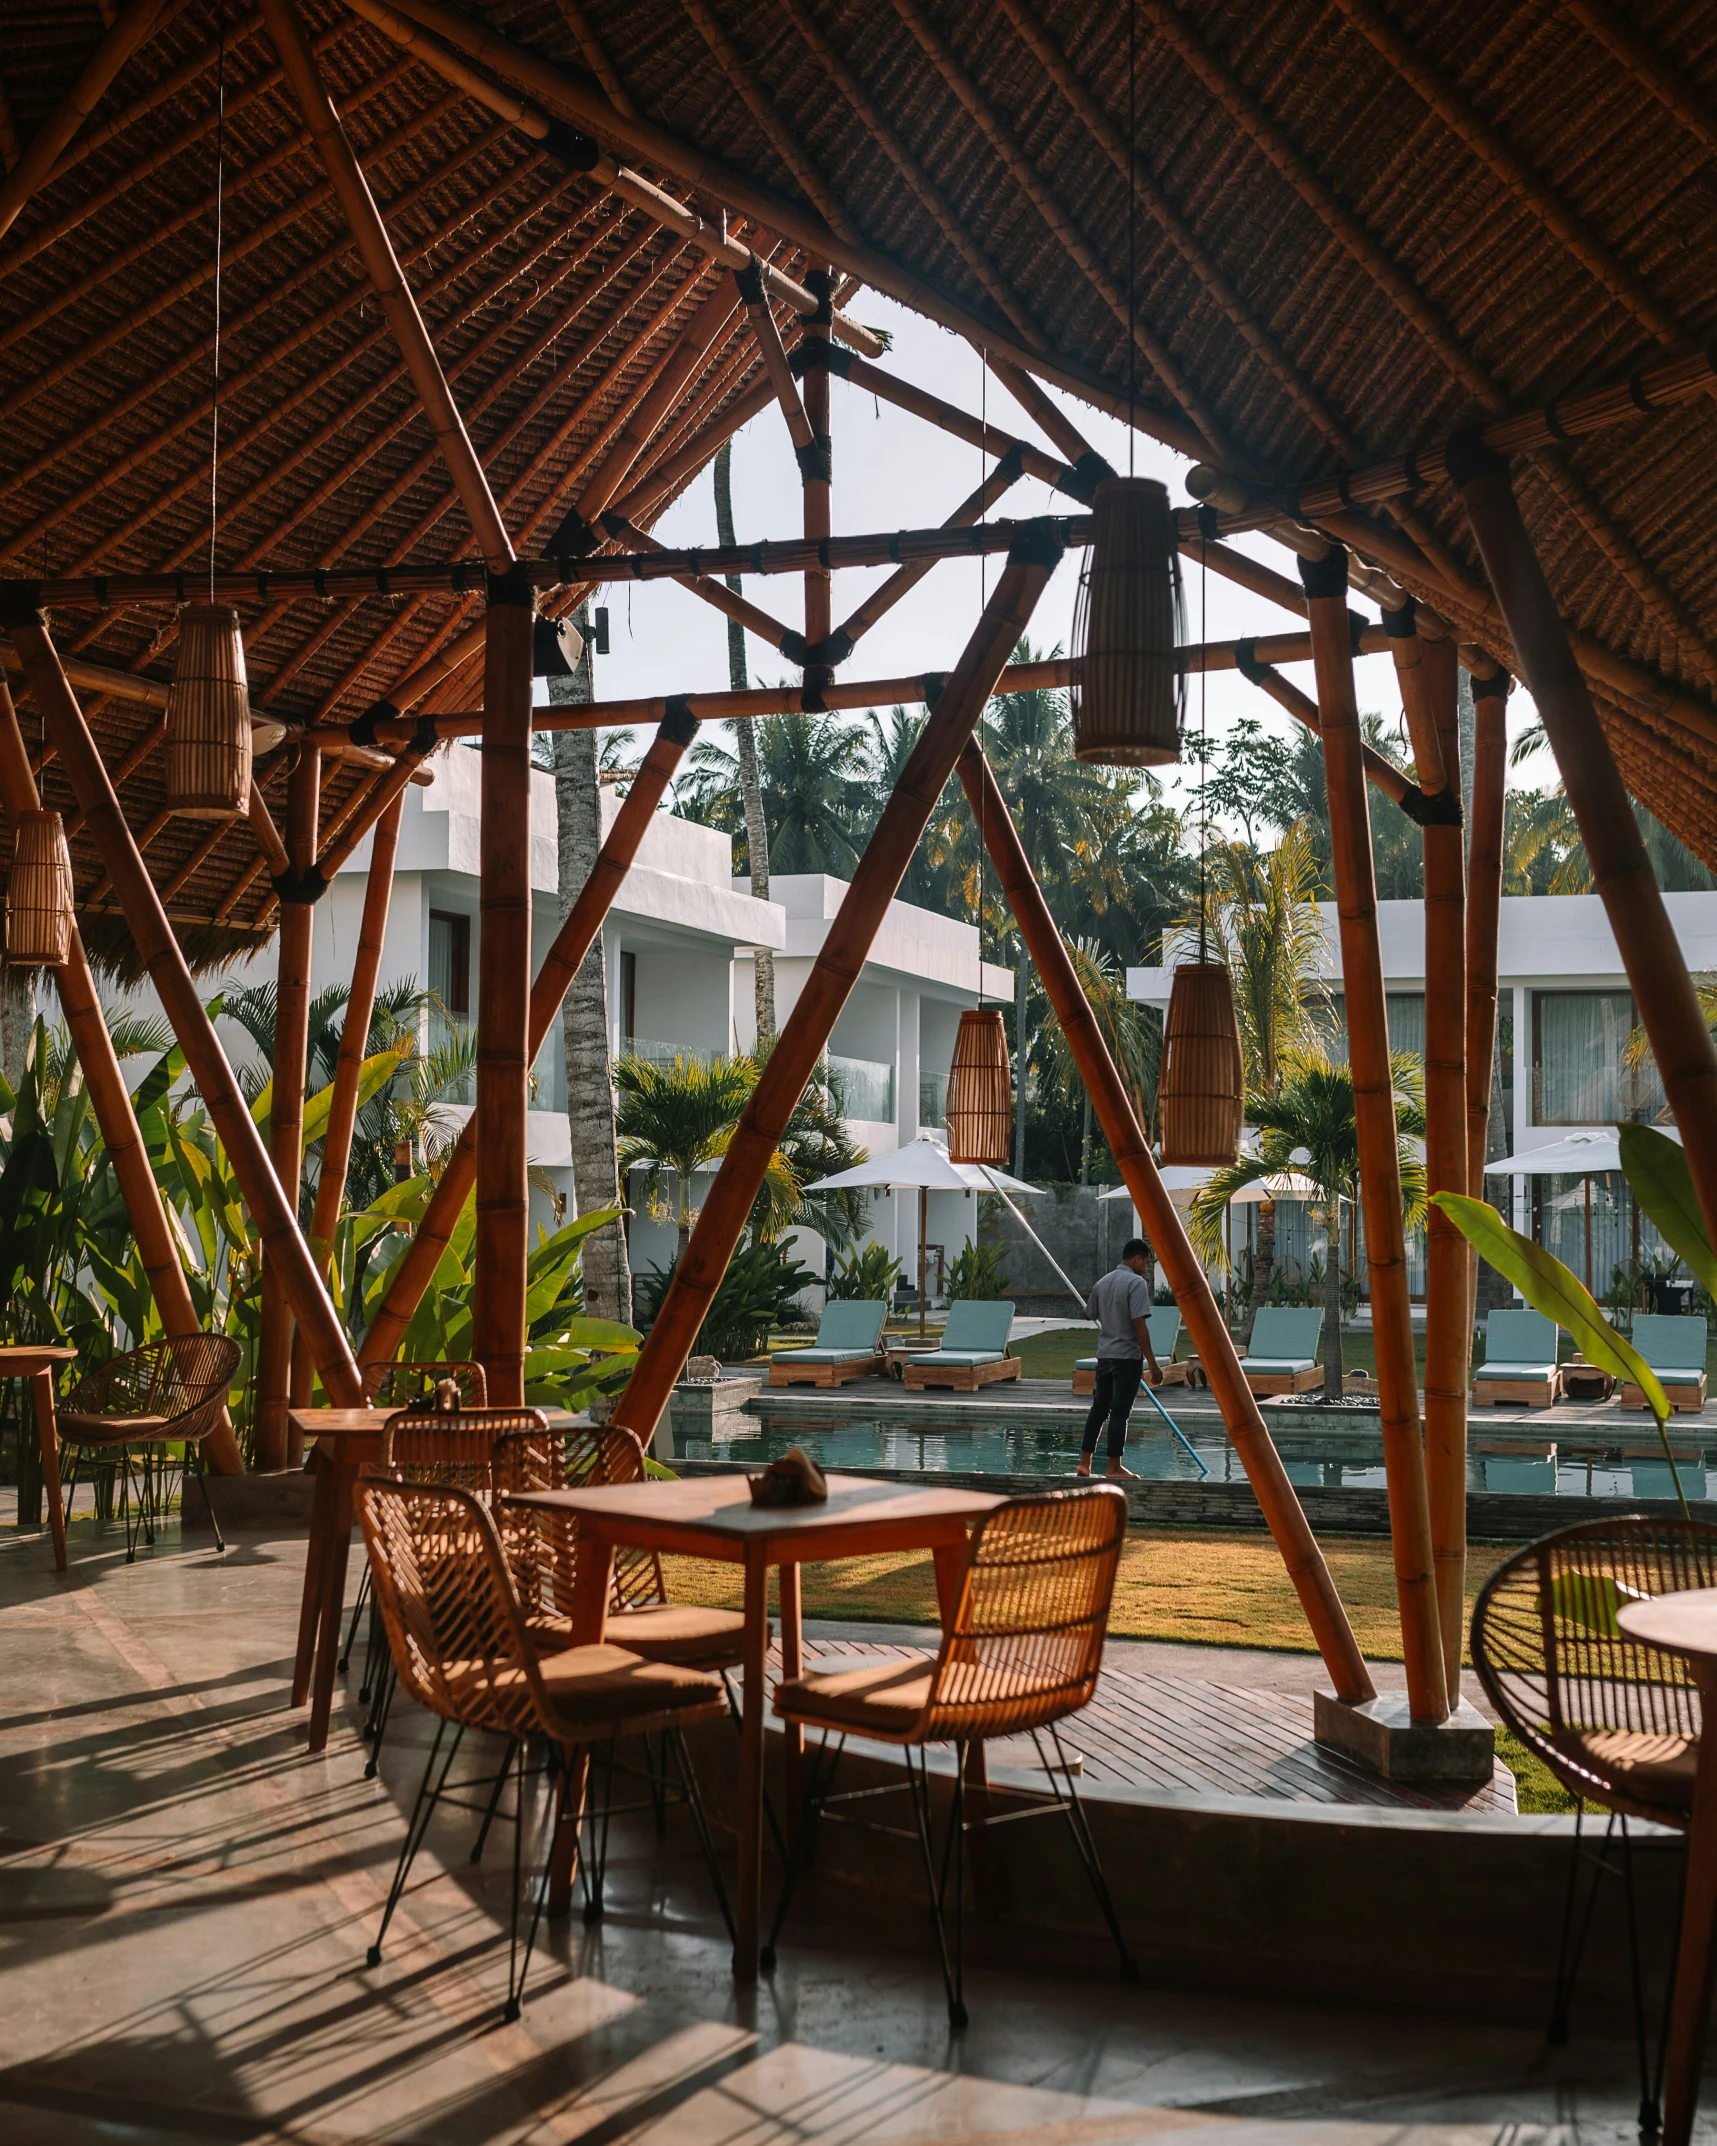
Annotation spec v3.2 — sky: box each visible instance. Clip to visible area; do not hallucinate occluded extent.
[565,287,1543,828]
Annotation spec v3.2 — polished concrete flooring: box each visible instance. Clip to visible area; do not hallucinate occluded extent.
[0,1514,1698,2145]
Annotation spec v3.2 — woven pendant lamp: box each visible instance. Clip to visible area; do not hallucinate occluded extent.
[6,808,74,967]
[166,604,253,817]
[1071,477,1183,766]
[1158,963,1243,1167]
[945,1008,1012,1166]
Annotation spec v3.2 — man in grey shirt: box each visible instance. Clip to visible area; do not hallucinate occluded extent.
[1076,1238,1162,1480]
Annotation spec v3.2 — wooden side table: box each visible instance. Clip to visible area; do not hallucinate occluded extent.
[0,1344,79,1570]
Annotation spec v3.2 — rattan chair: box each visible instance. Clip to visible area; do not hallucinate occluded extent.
[1472,1515,1717,2127]
[766,1485,1136,2025]
[360,1360,489,1409]
[58,1335,241,1561]
[357,1479,730,2018]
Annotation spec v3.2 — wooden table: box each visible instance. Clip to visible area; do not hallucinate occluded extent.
[506,1470,1003,1980]
[1617,1587,1717,2146]
[287,1404,577,1754]
[1,1344,78,1570]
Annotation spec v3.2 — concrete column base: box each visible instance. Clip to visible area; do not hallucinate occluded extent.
[1313,1689,1497,1783]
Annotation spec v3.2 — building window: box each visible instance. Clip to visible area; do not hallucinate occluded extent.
[1320,993,1424,1063]
[1531,990,1662,1124]
[428,909,471,1015]
[620,948,637,1048]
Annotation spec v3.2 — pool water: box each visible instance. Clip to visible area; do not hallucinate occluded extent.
[675,1415,1715,1500]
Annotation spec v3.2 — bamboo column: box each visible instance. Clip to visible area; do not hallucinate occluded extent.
[291,788,404,1407]
[610,530,1062,1448]
[800,269,835,663]
[1388,612,1468,1697]
[1301,550,1447,1723]
[360,709,698,1368]
[0,680,245,1473]
[473,574,537,1405]
[955,739,1372,1701]
[5,617,365,1403]
[1454,445,1717,1245]
[256,746,319,1470]
[1466,671,1509,1228]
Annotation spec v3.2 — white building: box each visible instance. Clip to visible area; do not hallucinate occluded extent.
[1128,892,1717,1297]
[150,742,1008,1291]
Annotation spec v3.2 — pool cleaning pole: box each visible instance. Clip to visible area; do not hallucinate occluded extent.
[978,1168,1208,1476]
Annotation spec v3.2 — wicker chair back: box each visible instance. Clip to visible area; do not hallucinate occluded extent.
[361,1360,489,1409]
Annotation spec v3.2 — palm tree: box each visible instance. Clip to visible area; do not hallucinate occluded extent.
[679,710,871,877]
[615,1053,800,1256]
[1189,1046,1426,1401]
[1038,941,1159,1183]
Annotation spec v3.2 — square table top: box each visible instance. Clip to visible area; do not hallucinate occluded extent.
[289,1402,580,1441]
[506,1470,1004,1562]
[0,1343,78,1371]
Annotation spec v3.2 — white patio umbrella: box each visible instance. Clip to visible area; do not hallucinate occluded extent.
[1484,1126,1679,1289]
[803,1133,1044,1339]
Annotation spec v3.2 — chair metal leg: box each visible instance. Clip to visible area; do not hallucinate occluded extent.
[505,1742,561,2024]
[761,1732,843,1971]
[903,1745,965,2028]
[1620,1816,1662,2133]
[364,1658,397,1778]
[367,1719,460,1967]
[669,1726,736,1946]
[1045,1724,1137,1981]
[195,1462,226,1554]
[1549,1802,1588,2045]
[582,1739,617,1924]
[471,1738,517,1864]
[1551,1805,1619,2047]
[358,1594,385,1706]
[339,1568,372,1673]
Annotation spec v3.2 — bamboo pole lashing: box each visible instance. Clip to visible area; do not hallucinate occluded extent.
[596,513,807,660]
[825,457,1029,663]
[6,616,364,1405]
[609,528,1065,1451]
[1391,619,1468,1699]
[360,709,700,1369]
[735,260,817,454]
[260,0,517,571]
[1301,549,1447,1722]
[955,735,1374,1699]
[0,678,246,1473]
[1454,446,1717,1255]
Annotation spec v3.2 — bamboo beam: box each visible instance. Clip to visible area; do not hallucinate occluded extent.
[956,734,1373,1701]
[360,710,698,1368]
[986,353,1110,478]
[800,268,834,661]
[1389,615,1468,1697]
[597,513,805,659]
[0,678,245,1474]
[473,580,534,1403]
[680,0,855,240]
[735,263,816,456]
[260,0,516,572]
[364,0,1208,454]
[1466,673,1508,1247]
[823,459,1027,665]
[336,0,883,354]
[5,614,364,1405]
[1454,446,1717,1249]
[0,0,176,246]
[1226,652,1444,817]
[609,527,1064,1465]
[256,747,320,1470]
[1301,550,1447,1723]
[293,787,403,1405]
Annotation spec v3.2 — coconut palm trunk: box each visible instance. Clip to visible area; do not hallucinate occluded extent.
[714,442,776,1044]
[0,968,33,1096]
[552,607,632,1324]
[1322,1201,1344,1400]
[1244,1195,1276,1348]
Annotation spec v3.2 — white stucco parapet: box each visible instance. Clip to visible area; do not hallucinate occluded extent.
[761,873,1012,998]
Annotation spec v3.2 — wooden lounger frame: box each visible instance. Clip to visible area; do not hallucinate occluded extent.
[767,1352,883,1389]
[903,1355,1023,1393]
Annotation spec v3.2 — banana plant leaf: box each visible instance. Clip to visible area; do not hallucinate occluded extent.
[1617,1124,1717,1300]
[251,1049,402,1143]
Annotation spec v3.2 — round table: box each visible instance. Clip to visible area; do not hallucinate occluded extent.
[1617,1587,1717,2146]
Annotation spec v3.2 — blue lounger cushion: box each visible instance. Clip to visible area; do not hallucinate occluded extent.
[1633,1314,1708,1374]
[936,1300,1016,1354]
[776,1300,887,1360]
[917,1349,1006,1367]
[783,1348,883,1364]
[1244,1308,1324,1364]
[1240,1357,1316,1374]
[1481,1361,1558,1381]
[1482,1309,1560,1374]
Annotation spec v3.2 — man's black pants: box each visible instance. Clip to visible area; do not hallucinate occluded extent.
[1081,1357,1143,1462]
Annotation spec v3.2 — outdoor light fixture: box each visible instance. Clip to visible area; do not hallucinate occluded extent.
[532,616,585,678]
[945,1007,1012,1166]
[1158,963,1243,1166]
[1071,477,1183,767]
[5,808,74,966]
[165,605,254,817]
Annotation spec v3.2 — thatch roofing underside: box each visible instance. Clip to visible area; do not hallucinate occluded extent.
[1,0,1715,969]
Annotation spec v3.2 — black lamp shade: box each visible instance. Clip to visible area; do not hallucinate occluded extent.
[532,616,585,678]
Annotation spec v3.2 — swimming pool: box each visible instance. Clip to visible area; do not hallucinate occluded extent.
[673,1413,1715,1500]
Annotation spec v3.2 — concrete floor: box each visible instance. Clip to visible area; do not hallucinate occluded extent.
[0,1514,1697,2145]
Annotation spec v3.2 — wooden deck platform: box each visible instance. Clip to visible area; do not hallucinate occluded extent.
[790,1637,1518,1815]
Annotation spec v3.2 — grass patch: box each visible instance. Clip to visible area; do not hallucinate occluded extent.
[662,1528,1575,1812]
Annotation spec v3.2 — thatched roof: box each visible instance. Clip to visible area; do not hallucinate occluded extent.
[1,0,1715,967]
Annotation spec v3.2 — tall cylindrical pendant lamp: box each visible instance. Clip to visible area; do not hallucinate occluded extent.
[1071,477,1183,767]
[5,809,74,967]
[945,1007,1012,1167]
[1158,962,1244,1166]
[166,604,254,817]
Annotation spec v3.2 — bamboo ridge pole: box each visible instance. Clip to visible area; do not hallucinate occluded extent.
[360,709,699,1367]
[259,0,517,573]
[0,681,245,1474]
[1455,445,1717,1248]
[6,617,365,1405]
[473,578,536,1405]
[1302,550,1448,1723]
[334,0,885,355]
[1466,672,1509,1265]
[956,738,1373,1702]
[610,527,1064,1449]
[1391,616,1468,1698]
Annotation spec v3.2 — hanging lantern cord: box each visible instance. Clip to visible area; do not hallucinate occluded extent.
[208,0,227,604]
[1197,529,1209,963]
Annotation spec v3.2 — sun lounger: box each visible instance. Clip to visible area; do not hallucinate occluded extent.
[902,1301,1020,1391]
[1072,1308,1184,1394]
[768,1300,887,1388]
[1473,1308,1560,1409]
[1620,1313,1709,1414]
[1239,1307,1324,1396]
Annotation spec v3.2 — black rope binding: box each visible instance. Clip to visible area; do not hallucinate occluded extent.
[807,626,855,667]
[923,671,948,709]
[544,507,600,557]
[660,695,699,747]
[1382,598,1417,639]
[410,711,441,758]
[788,338,852,381]
[1007,519,1065,571]
[1443,428,1510,488]
[1195,503,1222,544]
[485,561,534,609]
[733,258,766,307]
[801,665,834,709]
[542,119,601,173]
[1232,637,1268,685]
[794,438,833,485]
[271,863,330,904]
[1472,669,1514,701]
[0,583,44,628]
[779,628,810,665]
[347,698,399,751]
[804,267,836,324]
[1056,448,1116,506]
[1296,545,1349,600]
[1398,784,1463,828]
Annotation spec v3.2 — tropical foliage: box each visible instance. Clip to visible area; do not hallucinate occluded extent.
[826,1239,903,1303]
[636,1238,816,1361]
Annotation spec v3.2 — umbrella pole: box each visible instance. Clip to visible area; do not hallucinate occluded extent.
[1585,1173,1593,1294]
[919,1186,927,1341]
